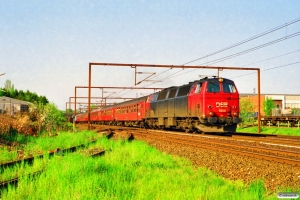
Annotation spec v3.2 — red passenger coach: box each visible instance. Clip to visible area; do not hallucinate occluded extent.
[115,96,147,126]
[90,109,100,122]
[98,105,115,122]
[75,113,88,123]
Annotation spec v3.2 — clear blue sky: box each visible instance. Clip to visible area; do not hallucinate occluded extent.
[1,1,299,110]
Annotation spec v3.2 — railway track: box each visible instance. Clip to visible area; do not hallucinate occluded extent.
[87,124,300,166]
[231,135,300,148]
[132,130,300,167]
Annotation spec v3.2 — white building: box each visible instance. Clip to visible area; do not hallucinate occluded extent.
[0,96,31,115]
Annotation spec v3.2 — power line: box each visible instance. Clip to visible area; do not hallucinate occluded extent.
[213,49,300,77]
[143,17,300,83]
[229,61,300,79]
[200,31,300,65]
[161,31,300,80]
[182,17,300,65]
[240,49,300,67]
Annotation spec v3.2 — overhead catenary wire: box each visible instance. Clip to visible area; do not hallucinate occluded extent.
[240,49,300,67]
[132,17,300,86]
[229,61,300,79]
[100,18,300,102]
[216,49,300,77]
[182,17,300,65]
[159,31,300,80]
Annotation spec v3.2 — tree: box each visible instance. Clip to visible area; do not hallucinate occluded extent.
[263,97,275,116]
[91,104,98,110]
[65,108,73,114]
[4,79,14,91]
[240,98,255,125]
[29,102,69,134]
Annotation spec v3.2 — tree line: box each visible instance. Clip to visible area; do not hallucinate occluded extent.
[0,80,48,105]
[0,80,72,136]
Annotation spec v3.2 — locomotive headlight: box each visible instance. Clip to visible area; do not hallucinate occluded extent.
[219,78,223,82]
[233,112,238,117]
[209,111,214,116]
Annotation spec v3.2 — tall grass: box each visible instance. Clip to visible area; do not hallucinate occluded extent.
[1,136,291,200]
[0,156,48,182]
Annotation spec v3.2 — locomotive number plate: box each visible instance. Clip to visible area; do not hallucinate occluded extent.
[219,109,227,112]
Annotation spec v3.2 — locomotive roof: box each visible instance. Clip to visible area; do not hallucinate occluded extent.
[158,77,234,92]
[195,77,234,84]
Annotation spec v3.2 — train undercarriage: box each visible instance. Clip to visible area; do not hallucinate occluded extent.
[88,116,239,133]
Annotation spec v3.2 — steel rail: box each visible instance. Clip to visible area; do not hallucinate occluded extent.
[133,132,300,167]
[232,135,300,147]
[146,131,300,159]
[150,131,300,158]
[165,133,300,159]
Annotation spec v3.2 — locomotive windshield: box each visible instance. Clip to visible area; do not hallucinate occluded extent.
[223,83,237,93]
[207,82,220,92]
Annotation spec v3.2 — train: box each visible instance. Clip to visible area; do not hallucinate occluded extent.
[75,77,242,133]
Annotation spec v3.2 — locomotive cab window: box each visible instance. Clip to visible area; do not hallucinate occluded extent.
[157,90,168,100]
[223,83,237,93]
[195,83,202,93]
[207,82,220,92]
[168,88,177,98]
[177,85,191,97]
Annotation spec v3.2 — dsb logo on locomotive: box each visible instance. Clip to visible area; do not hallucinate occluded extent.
[216,102,228,107]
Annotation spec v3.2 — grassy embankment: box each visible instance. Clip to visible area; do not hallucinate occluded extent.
[1,131,296,200]
[237,126,300,136]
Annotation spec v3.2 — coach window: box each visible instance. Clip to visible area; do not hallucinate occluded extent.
[223,83,236,93]
[207,82,220,92]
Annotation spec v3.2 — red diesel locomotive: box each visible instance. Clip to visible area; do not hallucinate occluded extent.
[75,77,241,133]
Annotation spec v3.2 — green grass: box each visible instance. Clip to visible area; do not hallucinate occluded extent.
[237,126,300,136]
[1,135,295,200]
[0,130,99,163]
